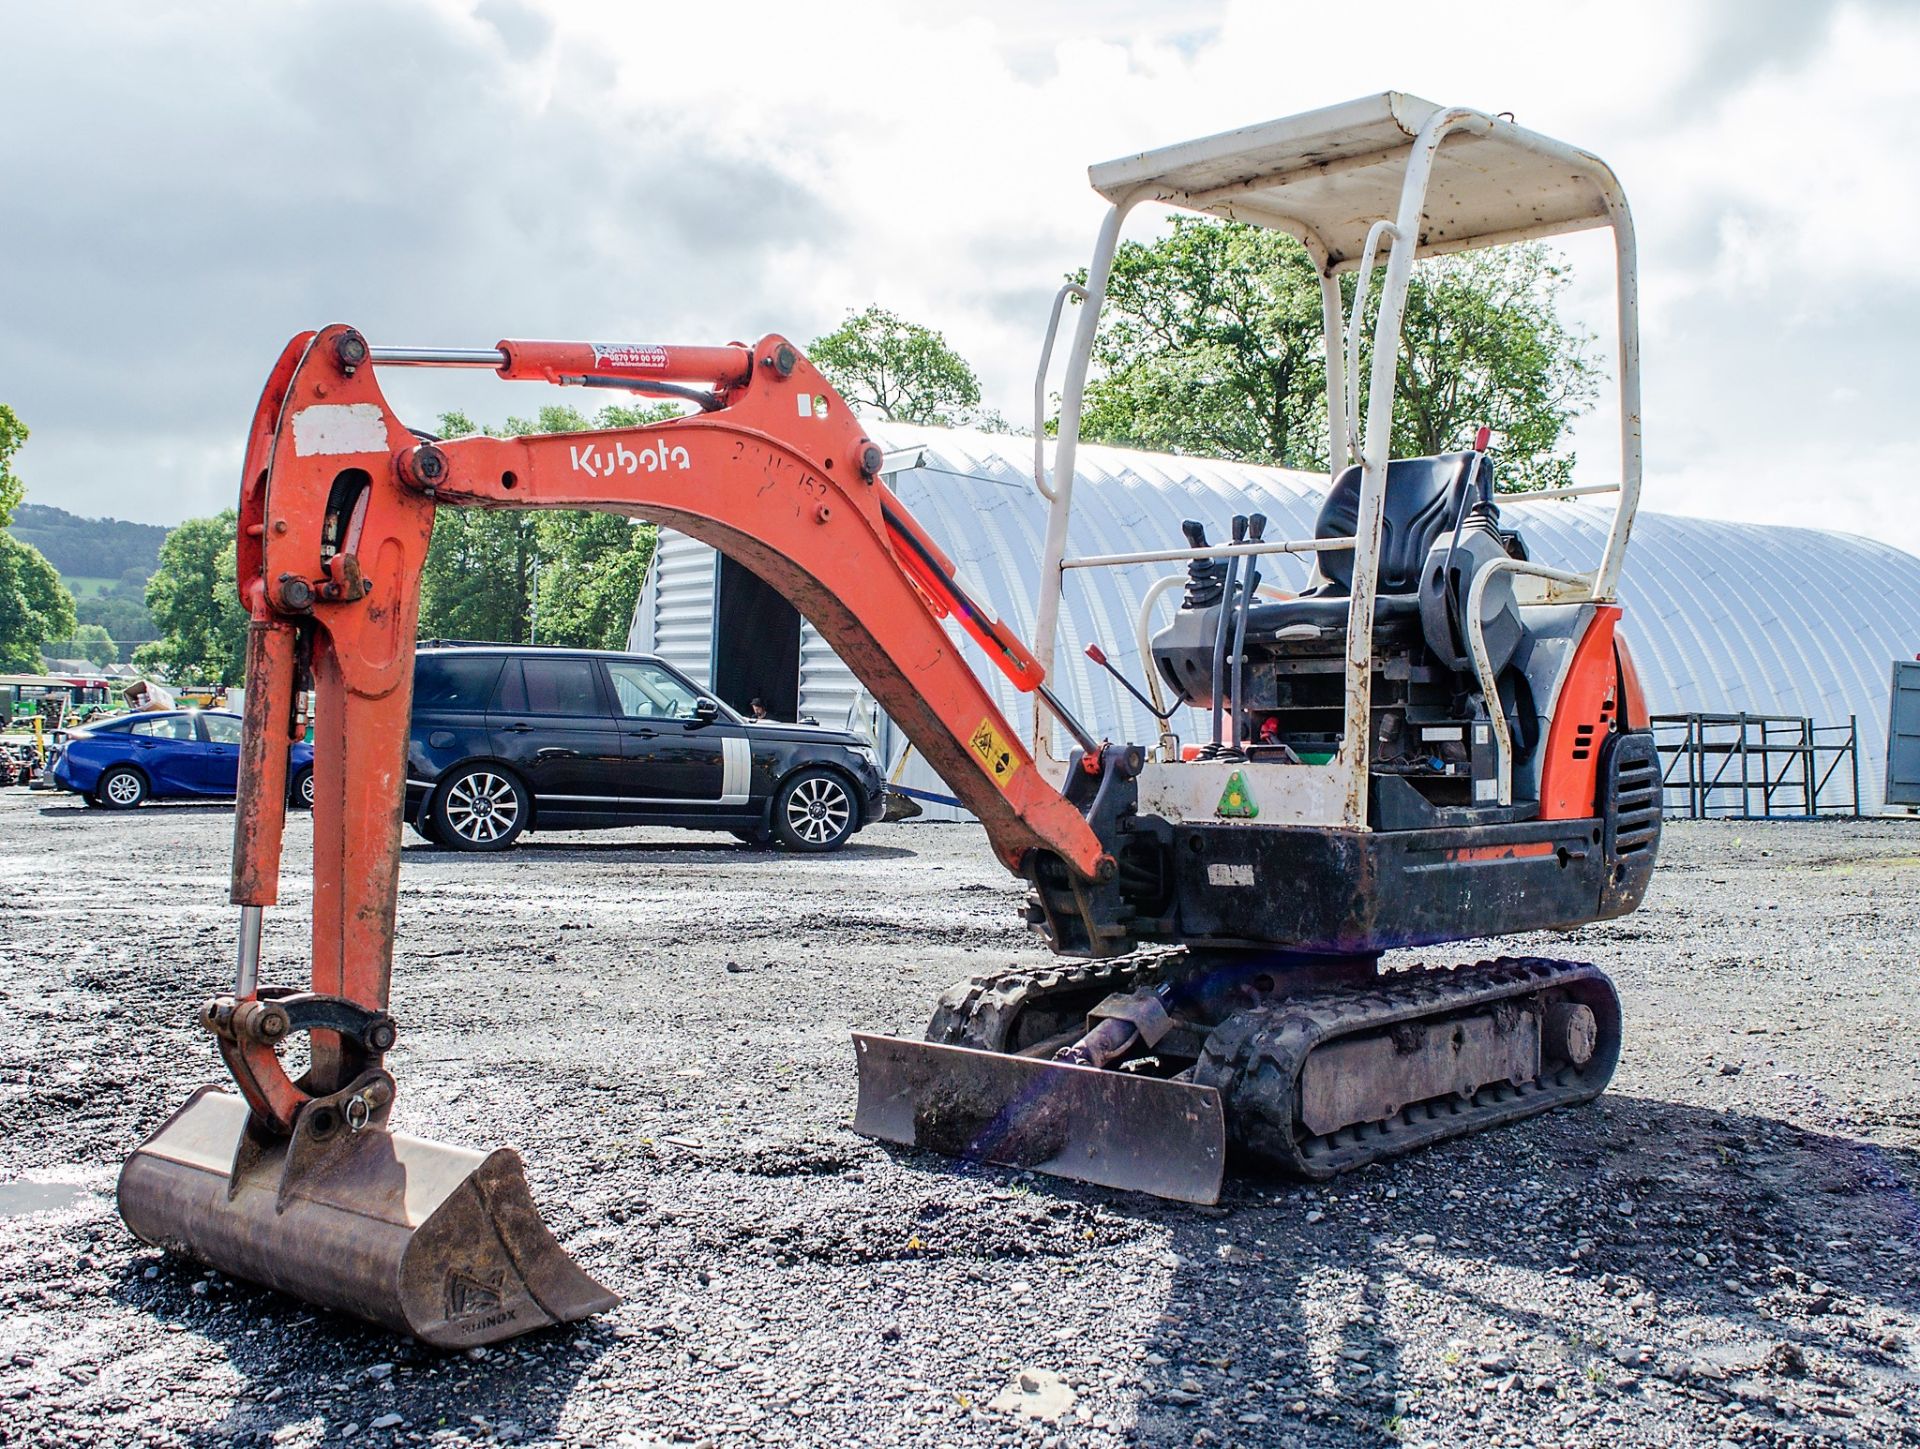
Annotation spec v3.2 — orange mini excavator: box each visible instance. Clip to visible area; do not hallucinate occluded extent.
[120,94,1659,1346]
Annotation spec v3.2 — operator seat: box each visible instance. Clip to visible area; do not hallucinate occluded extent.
[1148,452,1532,709]
[1245,452,1482,644]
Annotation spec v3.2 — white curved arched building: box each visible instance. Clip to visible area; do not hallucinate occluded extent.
[631,428,1920,815]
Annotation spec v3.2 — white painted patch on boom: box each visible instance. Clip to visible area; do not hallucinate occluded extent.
[291,404,388,457]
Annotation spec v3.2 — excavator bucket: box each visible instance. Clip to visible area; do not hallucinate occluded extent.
[851,1034,1228,1204]
[118,1088,616,1347]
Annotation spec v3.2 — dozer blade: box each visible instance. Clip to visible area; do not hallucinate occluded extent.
[851,1033,1226,1204]
[118,1088,616,1347]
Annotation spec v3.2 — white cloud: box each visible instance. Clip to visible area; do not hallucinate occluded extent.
[1,0,1915,563]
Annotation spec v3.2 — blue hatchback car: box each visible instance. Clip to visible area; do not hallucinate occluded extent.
[49,710,315,810]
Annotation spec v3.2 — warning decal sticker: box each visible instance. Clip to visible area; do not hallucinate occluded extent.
[968,717,1022,790]
[1216,770,1258,818]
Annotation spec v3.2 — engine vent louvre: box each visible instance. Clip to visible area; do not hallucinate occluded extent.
[1606,732,1662,857]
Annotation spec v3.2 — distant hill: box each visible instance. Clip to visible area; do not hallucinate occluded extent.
[7,503,171,660]
[8,503,169,581]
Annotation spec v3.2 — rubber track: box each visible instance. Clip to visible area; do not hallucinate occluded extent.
[923,953,1170,1052]
[1191,956,1621,1181]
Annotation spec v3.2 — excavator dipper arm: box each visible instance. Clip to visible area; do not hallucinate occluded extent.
[220,324,1109,1133]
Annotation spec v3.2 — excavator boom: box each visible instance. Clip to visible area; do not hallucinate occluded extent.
[119,325,1123,1345]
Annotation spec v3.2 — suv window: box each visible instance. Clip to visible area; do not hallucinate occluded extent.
[518,658,605,717]
[202,714,243,745]
[415,654,506,713]
[604,660,705,721]
[131,715,197,741]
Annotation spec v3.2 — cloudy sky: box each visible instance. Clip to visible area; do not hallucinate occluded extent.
[3,0,1917,556]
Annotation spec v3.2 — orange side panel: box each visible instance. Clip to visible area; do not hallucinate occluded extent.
[1614,631,1650,730]
[1538,605,1622,820]
[1446,841,1554,863]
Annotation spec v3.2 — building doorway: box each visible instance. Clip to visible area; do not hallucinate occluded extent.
[711,554,801,721]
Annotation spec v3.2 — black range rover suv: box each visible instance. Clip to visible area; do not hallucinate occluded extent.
[404,645,887,853]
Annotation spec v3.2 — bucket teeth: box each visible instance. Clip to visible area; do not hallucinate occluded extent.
[118,1087,616,1346]
[852,1033,1226,1204]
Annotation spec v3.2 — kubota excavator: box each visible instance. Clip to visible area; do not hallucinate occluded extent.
[119,93,1659,1347]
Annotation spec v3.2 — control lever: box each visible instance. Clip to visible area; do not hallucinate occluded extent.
[1208,515,1248,747]
[1085,643,1178,722]
[1230,513,1267,747]
[1179,520,1223,609]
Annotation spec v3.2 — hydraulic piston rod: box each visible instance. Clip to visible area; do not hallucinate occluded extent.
[365,340,756,389]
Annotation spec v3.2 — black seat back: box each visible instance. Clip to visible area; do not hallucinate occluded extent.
[1309,453,1486,597]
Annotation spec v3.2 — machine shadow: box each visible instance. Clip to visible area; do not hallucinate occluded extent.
[111,1262,612,1449]
[1041,1092,1918,1446]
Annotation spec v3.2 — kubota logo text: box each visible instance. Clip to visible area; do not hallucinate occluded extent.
[569,440,691,476]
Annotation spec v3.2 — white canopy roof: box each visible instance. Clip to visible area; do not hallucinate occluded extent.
[1088,92,1622,271]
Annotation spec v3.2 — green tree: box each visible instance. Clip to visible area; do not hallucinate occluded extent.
[809,307,985,426]
[419,504,539,644]
[419,404,664,649]
[531,510,656,649]
[0,536,76,672]
[0,404,27,523]
[1379,245,1597,490]
[0,406,79,671]
[418,409,539,643]
[76,586,153,658]
[137,511,247,684]
[1072,219,1597,489]
[69,623,117,668]
[1077,217,1329,467]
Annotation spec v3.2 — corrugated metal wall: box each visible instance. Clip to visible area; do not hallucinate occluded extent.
[631,426,1920,813]
[632,528,719,688]
[799,621,864,735]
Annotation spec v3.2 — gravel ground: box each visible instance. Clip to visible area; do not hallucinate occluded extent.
[2,785,1918,1449]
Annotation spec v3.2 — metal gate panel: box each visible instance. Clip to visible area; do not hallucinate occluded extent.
[1888,661,1920,806]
